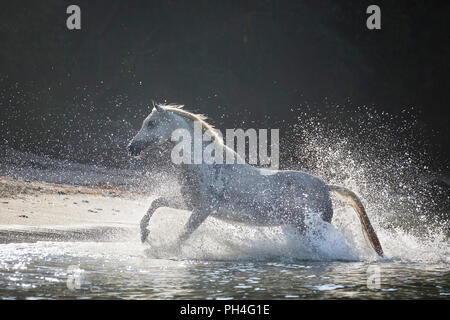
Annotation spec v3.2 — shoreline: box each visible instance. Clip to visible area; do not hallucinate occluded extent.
[0,176,152,243]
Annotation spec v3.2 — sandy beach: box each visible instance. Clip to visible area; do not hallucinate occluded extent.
[0,176,152,243]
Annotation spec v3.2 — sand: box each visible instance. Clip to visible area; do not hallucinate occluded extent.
[0,176,153,243]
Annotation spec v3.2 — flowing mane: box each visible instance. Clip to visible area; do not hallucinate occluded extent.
[159,104,223,142]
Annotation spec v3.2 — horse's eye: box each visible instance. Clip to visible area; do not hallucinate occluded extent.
[147,121,154,128]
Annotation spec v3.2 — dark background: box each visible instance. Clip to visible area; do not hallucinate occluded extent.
[0,0,448,173]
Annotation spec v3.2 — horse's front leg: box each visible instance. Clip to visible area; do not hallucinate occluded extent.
[177,206,212,244]
[140,197,185,243]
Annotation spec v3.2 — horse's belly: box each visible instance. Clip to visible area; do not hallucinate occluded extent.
[212,207,281,226]
[213,194,303,226]
[211,174,332,226]
[202,167,333,226]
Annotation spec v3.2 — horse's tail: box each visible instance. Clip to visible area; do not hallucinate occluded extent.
[328,185,384,257]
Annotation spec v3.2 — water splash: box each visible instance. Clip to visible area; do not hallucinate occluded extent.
[280,106,450,264]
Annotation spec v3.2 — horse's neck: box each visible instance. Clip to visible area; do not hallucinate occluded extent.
[173,116,244,178]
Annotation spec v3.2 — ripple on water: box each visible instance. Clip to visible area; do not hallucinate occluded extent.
[0,240,449,299]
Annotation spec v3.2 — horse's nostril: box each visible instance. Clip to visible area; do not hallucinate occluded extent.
[128,144,141,156]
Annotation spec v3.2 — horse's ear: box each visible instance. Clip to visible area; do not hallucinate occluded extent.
[152,101,165,113]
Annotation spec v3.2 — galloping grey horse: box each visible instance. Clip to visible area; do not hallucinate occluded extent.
[128,103,383,257]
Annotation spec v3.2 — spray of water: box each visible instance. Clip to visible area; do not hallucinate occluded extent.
[282,106,449,263]
[142,106,449,264]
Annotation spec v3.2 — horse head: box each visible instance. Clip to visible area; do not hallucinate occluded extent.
[127,103,180,157]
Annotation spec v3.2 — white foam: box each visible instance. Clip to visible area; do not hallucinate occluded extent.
[143,209,360,262]
[141,204,449,264]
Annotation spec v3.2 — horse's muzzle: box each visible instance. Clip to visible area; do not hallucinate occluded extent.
[128,143,143,157]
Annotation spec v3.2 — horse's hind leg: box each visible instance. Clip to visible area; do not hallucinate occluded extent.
[284,197,333,236]
[320,195,334,223]
[140,197,186,243]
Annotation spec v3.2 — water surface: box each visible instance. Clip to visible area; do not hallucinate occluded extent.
[1,237,448,300]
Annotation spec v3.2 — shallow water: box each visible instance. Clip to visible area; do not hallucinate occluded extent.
[0,240,449,300]
[0,185,448,300]
[0,210,449,300]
